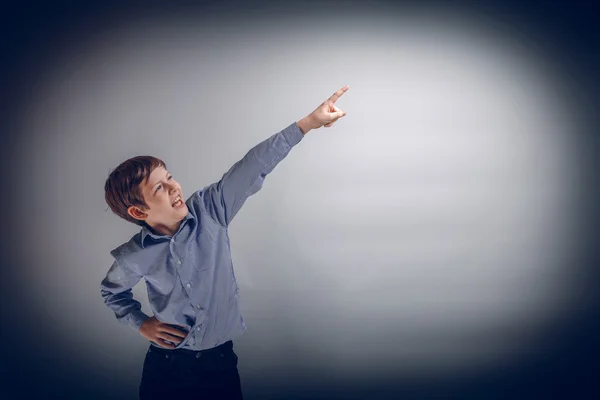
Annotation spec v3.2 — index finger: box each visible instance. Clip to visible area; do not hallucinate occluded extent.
[328,85,350,104]
[162,324,189,339]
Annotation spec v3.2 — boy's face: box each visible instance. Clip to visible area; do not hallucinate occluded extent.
[127,166,189,231]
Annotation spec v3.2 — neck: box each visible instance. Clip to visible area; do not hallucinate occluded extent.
[147,220,181,237]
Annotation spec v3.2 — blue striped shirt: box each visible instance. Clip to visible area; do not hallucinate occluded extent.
[101,122,304,350]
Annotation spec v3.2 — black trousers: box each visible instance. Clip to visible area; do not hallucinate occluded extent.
[138,340,243,399]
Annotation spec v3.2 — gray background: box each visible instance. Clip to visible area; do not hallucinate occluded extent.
[2,1,599,399]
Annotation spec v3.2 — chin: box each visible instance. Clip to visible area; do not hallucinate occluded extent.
[172,207,187,219]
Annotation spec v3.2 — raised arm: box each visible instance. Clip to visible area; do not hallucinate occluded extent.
[199,85,350,227]
[199,121,304,227]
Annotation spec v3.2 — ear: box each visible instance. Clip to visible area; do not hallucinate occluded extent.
[127,205,148,221]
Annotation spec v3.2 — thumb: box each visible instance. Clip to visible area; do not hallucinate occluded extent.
[333,110,346,119]
[330,103,346,118]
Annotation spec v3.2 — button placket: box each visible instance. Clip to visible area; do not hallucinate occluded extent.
[169,239,183,266]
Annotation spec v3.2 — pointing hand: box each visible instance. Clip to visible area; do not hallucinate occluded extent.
[298,86,350,134]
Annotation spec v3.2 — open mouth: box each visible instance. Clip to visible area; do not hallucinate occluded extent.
[172,195,184,208]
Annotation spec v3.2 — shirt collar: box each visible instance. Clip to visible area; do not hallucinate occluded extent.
[140,211,195,248]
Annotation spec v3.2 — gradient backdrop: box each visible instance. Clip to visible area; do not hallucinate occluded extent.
[1,1,599,399]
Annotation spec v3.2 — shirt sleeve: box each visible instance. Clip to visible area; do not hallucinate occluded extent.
[198,121,304,227]
[100,257,150,332]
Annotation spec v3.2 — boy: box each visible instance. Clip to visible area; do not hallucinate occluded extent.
[101,86,349,399]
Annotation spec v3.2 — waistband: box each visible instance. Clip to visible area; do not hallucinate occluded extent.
[149,340,233,357]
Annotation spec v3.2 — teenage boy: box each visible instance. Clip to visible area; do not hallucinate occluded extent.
[101,86,349,399]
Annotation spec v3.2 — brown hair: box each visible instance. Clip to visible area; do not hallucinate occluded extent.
[104,155,167,227]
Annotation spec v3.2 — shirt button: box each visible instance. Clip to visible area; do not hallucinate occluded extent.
[196,353,202,358]
[177,259,182,264]
[196,326,201,331]
[186,283,191,288]
[171,238,174,243]
[196,304,202,310]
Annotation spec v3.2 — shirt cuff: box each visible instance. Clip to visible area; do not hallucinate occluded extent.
[283,122,305,147]
[127,310,151,332]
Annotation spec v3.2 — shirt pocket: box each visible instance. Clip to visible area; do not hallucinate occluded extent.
[188,230,215,272]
